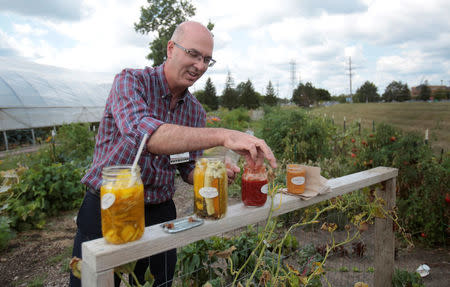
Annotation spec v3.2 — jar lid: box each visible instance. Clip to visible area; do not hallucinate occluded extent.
[102,165,140,177]
[286,164,304,171]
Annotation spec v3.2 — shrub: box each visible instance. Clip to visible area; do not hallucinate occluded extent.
[259,107,334,163]
[0,216,16,251]
[207,107,251,131]
[5,161,85,230]
[352,124,449,245]
[54,123,95,164]
[392,268,424,287]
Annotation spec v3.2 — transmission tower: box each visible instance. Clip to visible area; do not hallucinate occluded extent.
[290,60,296,97]
[347,56,354,97]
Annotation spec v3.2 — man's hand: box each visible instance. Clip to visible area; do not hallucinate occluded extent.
[225,159,241,184]
[222,130,277,169]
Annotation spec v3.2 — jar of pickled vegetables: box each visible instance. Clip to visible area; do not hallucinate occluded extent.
[241,164,268,207]
[286,164,306,194]
[193,157,228,220]
[100,165,145,244]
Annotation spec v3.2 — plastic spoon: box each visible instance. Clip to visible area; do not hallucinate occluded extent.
[129,134,149,187]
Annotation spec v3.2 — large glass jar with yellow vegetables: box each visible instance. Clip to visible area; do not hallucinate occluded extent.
[100,166,145,244]
[193,157,228,220]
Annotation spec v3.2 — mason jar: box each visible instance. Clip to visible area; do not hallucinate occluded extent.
[100,165,145,244]
[286,164,306,194]
[193,156,228,219]
[241,164,268,207]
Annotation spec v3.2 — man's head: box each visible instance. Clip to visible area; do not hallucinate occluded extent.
[164,21,214,96]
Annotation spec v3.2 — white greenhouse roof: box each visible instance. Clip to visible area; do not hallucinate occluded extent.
[0,57,113,131]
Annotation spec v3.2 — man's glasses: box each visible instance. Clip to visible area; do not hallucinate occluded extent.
[173,42,216,67]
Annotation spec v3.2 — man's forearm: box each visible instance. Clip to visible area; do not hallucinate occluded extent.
[147,124,226,154]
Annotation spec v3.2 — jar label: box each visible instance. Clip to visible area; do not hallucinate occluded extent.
[291,176,305,185]
[199,187,218,198]
[261,184,269,194]
[101,193,116,210]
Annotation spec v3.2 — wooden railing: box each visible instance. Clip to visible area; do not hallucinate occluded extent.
[81,166,398,287]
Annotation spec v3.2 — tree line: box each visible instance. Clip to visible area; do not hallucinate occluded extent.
[193,73,449,111]
[332,81,449,104]
[194,72,284,111]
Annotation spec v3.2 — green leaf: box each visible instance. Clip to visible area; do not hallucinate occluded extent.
[144,266,154,283]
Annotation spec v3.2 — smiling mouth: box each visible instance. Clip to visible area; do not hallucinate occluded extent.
[187,71,199,81]
[188,71,198,77]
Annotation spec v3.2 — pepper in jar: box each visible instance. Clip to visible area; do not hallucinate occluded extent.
[100,166,145,244]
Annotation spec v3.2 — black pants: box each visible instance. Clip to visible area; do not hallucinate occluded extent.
[70,190,177,287]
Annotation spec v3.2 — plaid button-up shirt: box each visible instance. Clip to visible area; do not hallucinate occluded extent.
[81,63,206,204]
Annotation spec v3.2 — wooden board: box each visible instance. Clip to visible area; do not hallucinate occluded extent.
[82,166,398,286]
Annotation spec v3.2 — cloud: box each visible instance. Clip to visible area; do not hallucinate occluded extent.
[0,30,21,57]
[32,0,152,72]
[0,0,83,21]
[295,0,368,16]
[1,0,449,98]
[13,23,47,36]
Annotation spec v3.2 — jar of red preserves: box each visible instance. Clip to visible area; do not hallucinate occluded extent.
[241,164,268,207]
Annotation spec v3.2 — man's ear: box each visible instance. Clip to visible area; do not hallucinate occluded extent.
[166,40,174,59]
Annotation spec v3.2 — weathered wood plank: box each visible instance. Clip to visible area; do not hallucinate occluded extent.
[82,166,398,276]
[81,260,114,287]
[374,177,396,287]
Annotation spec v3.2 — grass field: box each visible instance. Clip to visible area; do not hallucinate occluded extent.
[312,101,450,154]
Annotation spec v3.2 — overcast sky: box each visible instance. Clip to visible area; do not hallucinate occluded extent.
[1,0,449,98]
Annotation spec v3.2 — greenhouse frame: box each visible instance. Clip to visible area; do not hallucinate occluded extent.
[0,57,112,149]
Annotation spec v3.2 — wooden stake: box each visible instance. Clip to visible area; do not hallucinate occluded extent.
[375,178,396,287]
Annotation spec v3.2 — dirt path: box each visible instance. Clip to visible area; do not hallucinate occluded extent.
[0,178,448,286]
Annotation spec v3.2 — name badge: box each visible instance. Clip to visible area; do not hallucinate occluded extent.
[170,152,190,164]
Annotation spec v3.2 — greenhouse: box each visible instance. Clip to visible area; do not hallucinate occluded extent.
[0,56,112,149]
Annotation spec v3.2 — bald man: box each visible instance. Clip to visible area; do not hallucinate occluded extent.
[70,21,277,287]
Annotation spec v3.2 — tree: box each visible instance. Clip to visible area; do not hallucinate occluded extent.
[239,79,260,109]
[433,89,450,101]
[292,82,315,107]
[221,71,239,110]
[382,81,411,102]
[353,81,380,103]
[264,81,278,106]
[417,83,431,101]
[134,0,197,66]
[193,89,205,104]
[316,88,331,102]
[202,77,218,110]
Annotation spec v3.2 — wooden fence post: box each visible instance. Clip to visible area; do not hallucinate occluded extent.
[374,177,396,287]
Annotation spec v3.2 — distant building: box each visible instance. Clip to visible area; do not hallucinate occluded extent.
[411,85,450,98]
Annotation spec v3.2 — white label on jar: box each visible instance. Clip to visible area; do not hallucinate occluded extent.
[101,193,116,210]
[261,184,269,194]
[291,176,305,185]
[199,187,218,198]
